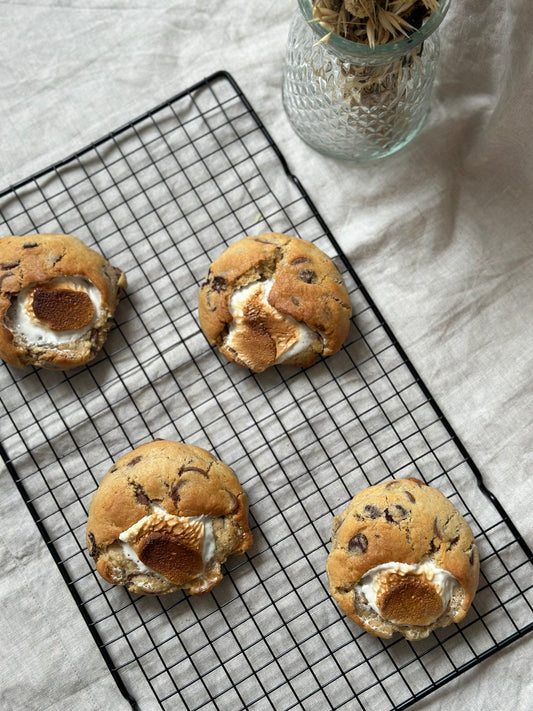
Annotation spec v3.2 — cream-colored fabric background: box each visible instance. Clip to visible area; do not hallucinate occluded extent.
[1,1,532,709]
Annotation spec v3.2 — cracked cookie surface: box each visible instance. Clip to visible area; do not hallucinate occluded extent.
[326,478,479,640]
[86,439,253,596]
[198,233,352,372]
[0,233,126,369]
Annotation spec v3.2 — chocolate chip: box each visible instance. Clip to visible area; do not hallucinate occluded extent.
[404,490,416,503]
[87,532,97,557]
[297,269,317,284]
[179,466,208,478]
[394,504,408,519]
[50,252,65,267]
[363,504,381,519]
[406,477,426,487]
[331,516,344,537]
[291,256,310,265]
[347,532,368,555]
[127,456,142,467]
[170,480,187,505]
[253,237,277,245]
[135,487,150,506]
[210,276,226,293]
[22,242,39,249]
[433,518,442,538]
[449,535,460,547]
[224,489,239,514]
[1,261,20,270]
[291,296,300,306]
[0,271,14,289]
[383,505,408,523]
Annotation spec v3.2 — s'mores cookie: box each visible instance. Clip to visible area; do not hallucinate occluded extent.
[0,233,126,369]
[86,440,253,596]
[198,233,352,372]
[326,478,479,641]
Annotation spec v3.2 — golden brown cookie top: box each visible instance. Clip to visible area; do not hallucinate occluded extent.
[86,440,253,596]
[88,439,251,544]
[198,233,352,371]
[0,234,125,303]
[326,478,479,639]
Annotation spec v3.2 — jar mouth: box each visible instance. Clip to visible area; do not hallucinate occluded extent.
[298,0,450,58]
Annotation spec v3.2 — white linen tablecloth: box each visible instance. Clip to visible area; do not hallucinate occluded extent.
[1,1,531,709]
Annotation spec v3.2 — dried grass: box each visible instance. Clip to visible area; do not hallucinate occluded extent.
[312,0,441,47]
[305,0,443,111]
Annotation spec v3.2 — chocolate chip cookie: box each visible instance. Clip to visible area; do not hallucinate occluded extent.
[0,233,126,369]
[198,233,352,372]
[326,478,479,640]
[86,439,253,596]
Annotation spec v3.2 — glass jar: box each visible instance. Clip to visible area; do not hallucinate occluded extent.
[282,0,450,161]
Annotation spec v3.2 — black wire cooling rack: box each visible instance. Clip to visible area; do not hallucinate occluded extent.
[0,71,532,711]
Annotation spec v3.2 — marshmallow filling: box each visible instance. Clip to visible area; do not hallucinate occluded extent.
[4,276,103,346]
[226,278,320,364]
[118,505,216,587]
[356,561,458,626]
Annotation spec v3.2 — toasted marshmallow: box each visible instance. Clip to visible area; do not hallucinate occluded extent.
[226,279,320,367]
[118,504,216,592]
[356,561,458,627]
[5,276,102,346]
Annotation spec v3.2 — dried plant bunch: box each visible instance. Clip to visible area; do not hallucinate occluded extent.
[307,0,443,109]
[312,0,441,47]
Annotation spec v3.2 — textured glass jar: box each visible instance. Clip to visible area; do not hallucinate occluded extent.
[282,0,450,161]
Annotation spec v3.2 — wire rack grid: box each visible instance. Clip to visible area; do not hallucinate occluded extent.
[0,71,532,711]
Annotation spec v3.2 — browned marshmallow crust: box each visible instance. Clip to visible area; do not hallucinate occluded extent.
[0,233,126,369]
[326,478,479,640]
[198,233,352,372]
[86,440,253,596]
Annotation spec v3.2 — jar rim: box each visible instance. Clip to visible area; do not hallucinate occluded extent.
[297,0,451,57]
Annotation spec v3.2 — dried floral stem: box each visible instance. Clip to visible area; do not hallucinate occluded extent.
[305,0,442,110]
[312,0,441,47]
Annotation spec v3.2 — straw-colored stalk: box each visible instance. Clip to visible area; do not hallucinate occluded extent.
[312,0,440,47]
[309,0,441,107]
